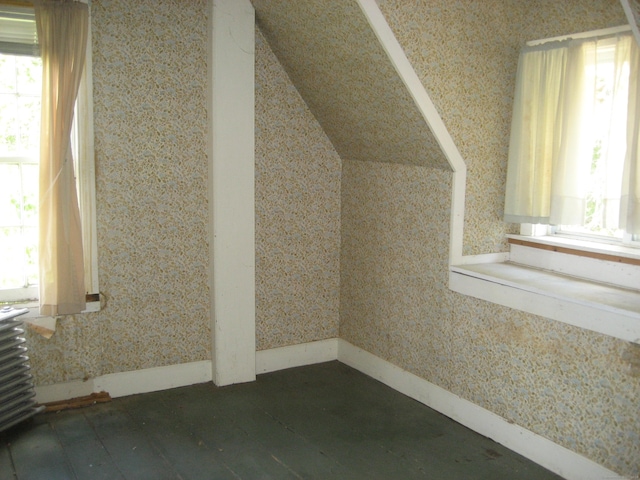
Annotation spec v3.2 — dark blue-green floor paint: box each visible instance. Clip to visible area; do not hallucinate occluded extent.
[0,361,562,479]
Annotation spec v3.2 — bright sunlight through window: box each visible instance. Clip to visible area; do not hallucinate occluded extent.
[0,53,41,293]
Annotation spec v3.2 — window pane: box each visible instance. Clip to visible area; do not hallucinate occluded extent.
[0,54,16,93]
[0,93,18,153]
[17,94,40,154]
[0,226,27,289]
[0,164,22,225]
[21,163,38,226]
[0,53,41,294]
[15,56,41,95]
[23,226,37,286]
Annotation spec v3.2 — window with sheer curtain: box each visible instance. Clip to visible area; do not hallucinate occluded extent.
[504,29,640,242]
[0,2,98,314]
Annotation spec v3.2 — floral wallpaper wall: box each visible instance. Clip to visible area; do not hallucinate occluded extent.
[341,0,639,477]
[19,0,640,476]
[255,27,342,350]
[26,0,212,384]
[25,0,343,383]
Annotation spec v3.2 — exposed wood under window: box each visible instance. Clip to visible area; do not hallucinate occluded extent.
[507,237,640,266]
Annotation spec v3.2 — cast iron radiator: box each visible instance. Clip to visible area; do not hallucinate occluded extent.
[0,307,43,432]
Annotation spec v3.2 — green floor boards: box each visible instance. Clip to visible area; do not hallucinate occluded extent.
[0,361,562,479]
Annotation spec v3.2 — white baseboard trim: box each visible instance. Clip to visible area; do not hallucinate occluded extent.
[337,339,622,480]
[35,360,213,403]
[34,378,95,404]
[256,338,338,374]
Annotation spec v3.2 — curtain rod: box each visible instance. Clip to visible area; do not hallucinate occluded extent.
[0,0,89,7]
[0,0,34,6]
[527,24,631,46]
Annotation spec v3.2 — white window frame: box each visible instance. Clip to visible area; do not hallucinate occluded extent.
[0,3,99,317]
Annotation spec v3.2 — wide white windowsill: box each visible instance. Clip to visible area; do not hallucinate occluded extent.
[450,236,640,345]
[6,299,101,320]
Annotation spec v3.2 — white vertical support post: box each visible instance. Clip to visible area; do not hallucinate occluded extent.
[208,0,256,386]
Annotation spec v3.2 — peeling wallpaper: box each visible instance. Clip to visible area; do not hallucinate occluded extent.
[252,0,449,169]
[340,0,639,476]
[255,27,342,350]
[26,0,212,383]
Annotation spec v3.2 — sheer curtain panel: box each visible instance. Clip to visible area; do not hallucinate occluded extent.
[504,33,640,234]
[36,0,88,315]
[622,39,640,234]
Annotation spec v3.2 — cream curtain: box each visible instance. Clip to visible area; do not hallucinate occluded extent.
[36,0,88,315]
[601,37,633,229]
[504,43,568,224]
[621,38,640,234]
[504,33,639,234]
[548,40,592,226]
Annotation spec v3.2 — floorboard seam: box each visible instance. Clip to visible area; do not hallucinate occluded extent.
[81,409,127,480]
[50,420,78,480]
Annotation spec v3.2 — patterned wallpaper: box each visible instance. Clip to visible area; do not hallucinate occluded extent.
[255,27,342,350]
[26,0,343,380]
[377,0,629,256]
[26,0,212,383]
[252,0,449,170]
[19,0,639,476]
[340,0,638,476]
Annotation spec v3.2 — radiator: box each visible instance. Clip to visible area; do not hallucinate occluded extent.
[0,307,44,433]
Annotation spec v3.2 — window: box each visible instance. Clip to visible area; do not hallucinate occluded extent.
[0,52,40,302]
[450,26,640,351]
[504,26,640,250]
[0,5,98,313]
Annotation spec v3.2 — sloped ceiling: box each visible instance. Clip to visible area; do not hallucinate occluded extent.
[251,0,451,170]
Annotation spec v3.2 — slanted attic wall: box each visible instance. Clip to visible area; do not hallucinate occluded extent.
[342,0,638,477]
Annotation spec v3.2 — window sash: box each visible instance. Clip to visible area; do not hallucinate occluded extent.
[0,6,38,56]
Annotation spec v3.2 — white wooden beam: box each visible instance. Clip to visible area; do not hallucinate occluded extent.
[208,0,256,386]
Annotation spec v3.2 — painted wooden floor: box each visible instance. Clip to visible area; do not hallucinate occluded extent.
[0,361,562,480]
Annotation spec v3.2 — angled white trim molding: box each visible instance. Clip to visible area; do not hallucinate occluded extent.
[356,0,467,265]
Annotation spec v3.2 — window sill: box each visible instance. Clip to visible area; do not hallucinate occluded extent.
[449,241,640,345]
[9,299,100,320]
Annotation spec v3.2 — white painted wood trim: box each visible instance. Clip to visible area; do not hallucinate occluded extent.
[449,170,467,265]
[34,360,213,403]
[452,251,510,266]
[509,243,640,291]
[34,379,94,404]
[527,24,631,46]
[449,269,640,344]
[77,10,99,298]
[619,0,640,49]
[355,0,467,265]
[255,339,339,374]
[208,0,256,386]
[337,340,623,480]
